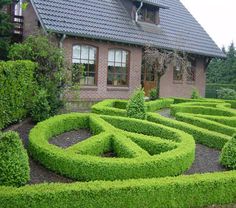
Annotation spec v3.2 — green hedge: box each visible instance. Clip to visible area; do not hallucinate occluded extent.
[147,113,230,149]
[0,61,36,129]
[29,113,195,181]
[206,83,236,98]
[1,171,236,208]
[0,131,30,187]
[221,135,236,169]
[91,98,174,116]
[175,113,236,136]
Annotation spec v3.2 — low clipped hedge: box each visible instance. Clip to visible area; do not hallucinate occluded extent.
[175,112,236,136]
[147,113,230,149]
[91,98,174,116]
[29,113,195,181]
[1,171,236,208]
[2,97,236,207]
[0,61,36,129]
[221,135,236,169]
[0,131,30,187]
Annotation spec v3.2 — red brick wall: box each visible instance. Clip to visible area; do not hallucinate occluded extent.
[159,57,206,98]
[22,3,41,38]
[63,37,143,101]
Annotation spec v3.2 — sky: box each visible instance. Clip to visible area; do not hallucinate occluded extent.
[180,0,236,49]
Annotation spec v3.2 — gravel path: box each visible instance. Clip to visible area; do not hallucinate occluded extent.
[157,108,175,119]
[157,108,228,174]
[185,144,227,174]
[50,130,91,148]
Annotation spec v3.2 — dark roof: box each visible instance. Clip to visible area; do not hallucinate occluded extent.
[31,0,225,58]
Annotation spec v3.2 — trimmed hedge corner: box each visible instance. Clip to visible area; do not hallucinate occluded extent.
[0,131,30,187]
[0,61,36,129]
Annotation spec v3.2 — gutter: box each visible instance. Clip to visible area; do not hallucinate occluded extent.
[135,1,143,22]
[59,34,66,48]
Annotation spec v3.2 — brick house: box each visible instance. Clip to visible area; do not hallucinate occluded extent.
[8,0,225,101]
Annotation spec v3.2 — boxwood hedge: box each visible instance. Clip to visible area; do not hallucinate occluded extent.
[221,135,236,169]
[28,113,195,181]
[0,131,30,187]
[0,61,36,129]
[1,171,236,208]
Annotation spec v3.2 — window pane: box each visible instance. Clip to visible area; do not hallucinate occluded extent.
[108,65,115,73]
[122,51,128,64]
[81,59,89,64]
[115,62,122,67]
[72,58,80,64]
[107,73,114,85]
[89,64,95,72]
[72,45,97,86]
[89,60,95,65]
[107,49,129,86]
[81,46,89,60]
[108,50,115,62]
[73,45,80,59]
[89,47,96,60]
[115,50,122,63]
[173,67,183,81]
[146,10,155,23]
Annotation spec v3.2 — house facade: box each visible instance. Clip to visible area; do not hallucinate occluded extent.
[8,0,225,101]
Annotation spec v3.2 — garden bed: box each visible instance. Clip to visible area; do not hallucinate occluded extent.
[5,117,227,184]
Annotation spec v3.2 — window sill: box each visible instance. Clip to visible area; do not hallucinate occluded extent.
[80,85,98,91]
[107,86,129,91]
[186,81,196,85]
[173,80,183,84]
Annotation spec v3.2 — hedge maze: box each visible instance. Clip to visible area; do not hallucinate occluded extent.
[1,98,236,207]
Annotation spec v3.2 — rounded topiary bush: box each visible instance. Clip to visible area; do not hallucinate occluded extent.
[127,88,146,120]
[0,131,30,187]
[220,134,236,169]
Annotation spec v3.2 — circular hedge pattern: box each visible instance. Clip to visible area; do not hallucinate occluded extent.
[29,113,195,181]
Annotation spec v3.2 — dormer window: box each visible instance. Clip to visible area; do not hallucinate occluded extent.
[134,1,169,25]
[139,6,156,24]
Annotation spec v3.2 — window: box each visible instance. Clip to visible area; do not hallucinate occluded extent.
[14,0,22,16]
[72,45,97,85]
[139,6,156,24]
[187,59,196,82]
[107,49,129,86]
[173,65,183,82]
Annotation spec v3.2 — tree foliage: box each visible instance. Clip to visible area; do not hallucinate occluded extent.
[127,88,146,120]
[143,47,190,98]
[207,42,236,84]
[8,35,66,120]
[0,0,13,60]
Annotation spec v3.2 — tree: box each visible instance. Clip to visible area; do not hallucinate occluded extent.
[207,42,236,84]
[8,35,66,120]
[0,0,13,60]
[143,47,190,98]
[127,88,146,120]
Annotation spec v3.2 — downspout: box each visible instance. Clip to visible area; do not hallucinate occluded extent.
[135,1,143,22]
[59,34,66,48]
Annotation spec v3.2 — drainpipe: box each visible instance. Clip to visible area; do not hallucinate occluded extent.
[59,34,66,48]
[136,1,143,22]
